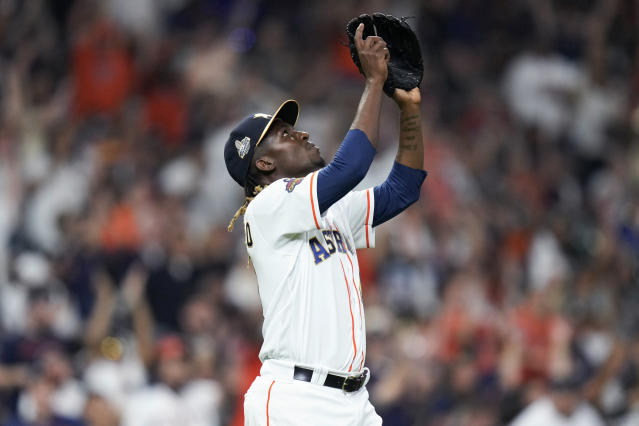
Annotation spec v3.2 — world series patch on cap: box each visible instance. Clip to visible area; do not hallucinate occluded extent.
[224,99,299,187]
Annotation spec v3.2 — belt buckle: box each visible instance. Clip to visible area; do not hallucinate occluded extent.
[342,370,366,392]
[341,377,350,392]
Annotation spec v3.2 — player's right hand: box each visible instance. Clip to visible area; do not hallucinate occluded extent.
[354,23,389,85]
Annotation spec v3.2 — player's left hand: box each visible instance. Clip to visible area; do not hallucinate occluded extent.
[392,87,421,109]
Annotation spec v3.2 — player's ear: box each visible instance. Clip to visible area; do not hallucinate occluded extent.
[255,156,275,172]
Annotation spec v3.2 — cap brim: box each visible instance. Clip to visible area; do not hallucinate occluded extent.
[256,99,300,146]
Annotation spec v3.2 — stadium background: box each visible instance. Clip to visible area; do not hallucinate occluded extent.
[1,0,639,425]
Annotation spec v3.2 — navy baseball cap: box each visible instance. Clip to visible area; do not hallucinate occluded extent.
[224,99,299,187]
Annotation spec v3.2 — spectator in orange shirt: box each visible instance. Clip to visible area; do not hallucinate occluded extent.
[71,20,136,119]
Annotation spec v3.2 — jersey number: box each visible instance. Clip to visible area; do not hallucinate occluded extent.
[246,223,253,247]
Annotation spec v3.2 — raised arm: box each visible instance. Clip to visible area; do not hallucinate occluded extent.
[371,88,427,227]
[349,23,389,148]
[317,23,389,213]
[393,89,424,170]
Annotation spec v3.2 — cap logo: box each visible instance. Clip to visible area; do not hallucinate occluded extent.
[235,137,251,159]
[253,113,271,119]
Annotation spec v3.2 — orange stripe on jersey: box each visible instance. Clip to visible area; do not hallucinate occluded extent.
[365,190,371,248]
[345,250,365,370]
[266,380,275,426]
[344,251,363,326]
[310,172,320,229]
[339,258,357,372]
[335,224,363,332]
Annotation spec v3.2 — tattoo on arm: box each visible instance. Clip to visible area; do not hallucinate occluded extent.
[396,109,424,169]
[398,114,420,153]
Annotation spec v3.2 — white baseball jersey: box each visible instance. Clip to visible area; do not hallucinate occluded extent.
[244,170,374,374]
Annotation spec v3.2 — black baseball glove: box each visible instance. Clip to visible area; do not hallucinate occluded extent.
[346,13,423,97]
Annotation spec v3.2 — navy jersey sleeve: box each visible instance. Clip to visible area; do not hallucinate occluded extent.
[372,162,427,227]
[317,129,376,214]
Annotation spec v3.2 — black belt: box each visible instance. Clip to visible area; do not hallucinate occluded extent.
[293,366,367,392]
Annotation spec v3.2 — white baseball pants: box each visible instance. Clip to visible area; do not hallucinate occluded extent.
[244,360,382,425]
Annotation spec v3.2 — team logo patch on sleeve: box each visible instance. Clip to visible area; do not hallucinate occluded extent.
[284,177,304,192]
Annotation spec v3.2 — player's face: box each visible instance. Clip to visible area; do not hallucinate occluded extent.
[260,119,326,177]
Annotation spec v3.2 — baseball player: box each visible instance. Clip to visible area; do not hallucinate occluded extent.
[224,24,426,425]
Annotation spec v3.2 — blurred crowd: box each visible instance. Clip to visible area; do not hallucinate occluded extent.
[1,0,639,425]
